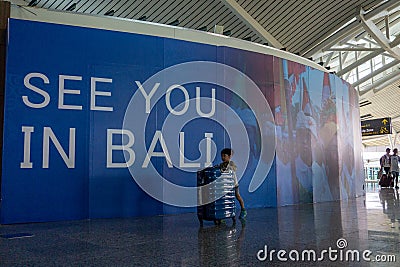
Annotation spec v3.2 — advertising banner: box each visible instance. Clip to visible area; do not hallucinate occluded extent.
[1,18,362,224]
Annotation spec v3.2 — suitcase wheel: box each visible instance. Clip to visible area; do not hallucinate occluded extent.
[214,219,223,225]
[198,215,204,227]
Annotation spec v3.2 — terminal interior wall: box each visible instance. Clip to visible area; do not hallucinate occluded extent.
[1,18,363,224]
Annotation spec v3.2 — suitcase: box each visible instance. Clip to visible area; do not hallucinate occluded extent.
[197,166,236,226]
[379,173,393,187]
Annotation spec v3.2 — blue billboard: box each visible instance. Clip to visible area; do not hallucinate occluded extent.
[1,18,362,224]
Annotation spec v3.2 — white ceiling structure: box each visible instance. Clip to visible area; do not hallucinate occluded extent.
[11,0,400,147]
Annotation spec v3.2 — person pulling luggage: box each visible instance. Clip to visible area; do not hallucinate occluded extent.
[380,148,391,176]
[219,148,247,219]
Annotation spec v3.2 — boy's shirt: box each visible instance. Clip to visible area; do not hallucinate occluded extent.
[219,161,239,187]
[219,161,237,172]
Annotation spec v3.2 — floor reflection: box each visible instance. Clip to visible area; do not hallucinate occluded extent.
[379,188,400,228]
[198,220,245,266]
[364,186,400,267]
[1,190,400,266]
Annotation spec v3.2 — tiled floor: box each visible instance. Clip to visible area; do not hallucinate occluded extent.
[1,184,400,266]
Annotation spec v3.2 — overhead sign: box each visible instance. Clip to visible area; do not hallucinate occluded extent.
[361,117,391,137]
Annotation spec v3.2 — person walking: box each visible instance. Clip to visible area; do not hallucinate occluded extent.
[219,148,247,219]
[380,148,391,176]
[390,148,400,189]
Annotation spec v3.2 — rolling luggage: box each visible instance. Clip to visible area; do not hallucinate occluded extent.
[379,173,393,188]
[197,166,236,226]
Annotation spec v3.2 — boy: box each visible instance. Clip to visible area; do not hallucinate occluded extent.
[219,148,247,219]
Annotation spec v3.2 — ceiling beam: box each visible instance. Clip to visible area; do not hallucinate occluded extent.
[368,5,400,21]
[388,133,394,148]
[383,52,398,58]
[371,69,400,92]
[354,12,400,42]
[337,49,384,76]
[324,52,334,67]
[359,8,400,60]
[359,68,400,97]
[304,0,400,58]
[351,60,400,87]
[361,37,379,46]
[336,36,400,76]
[325,47,380,52]
[219,0,283,49]
[385,15,390,39]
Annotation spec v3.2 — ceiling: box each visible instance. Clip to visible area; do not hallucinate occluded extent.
[11,0,400,147]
